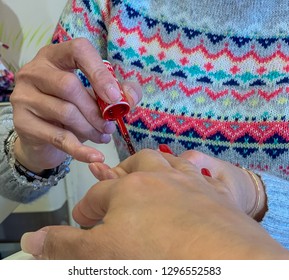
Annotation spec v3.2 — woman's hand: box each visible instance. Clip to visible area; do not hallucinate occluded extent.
[10,38,142,172]
[20,149,288,259]
[179,150,267,220]
[89,148,267,221]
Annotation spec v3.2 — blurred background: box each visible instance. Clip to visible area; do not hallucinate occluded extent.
[0,0,120,258]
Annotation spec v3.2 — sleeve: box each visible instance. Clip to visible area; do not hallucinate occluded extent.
[0,105,71,203]
[257,172,289,250]
[0,105,50,203]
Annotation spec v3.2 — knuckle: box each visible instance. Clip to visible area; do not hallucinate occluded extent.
[57,73,81,96]
[51,130,70,150]
[181,149,203,160]
[137,148,157,157]
[61,103,79,125]
[9,87,30,107]
[9,90,17,104]
[36,44,50,57]
[70,38,92,57]
[14,62,34,82]
[123,172,148,188]
[91,66,107,79]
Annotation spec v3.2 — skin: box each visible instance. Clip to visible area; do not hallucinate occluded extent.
[10,38,261,218]
[20,149,289,260]
[89,149,267,221]
[11,38,274,259]
[10,38,142,173]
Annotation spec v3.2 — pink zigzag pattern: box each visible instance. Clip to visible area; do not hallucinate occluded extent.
[72,0,83,13]
[72,0,101,34]
[126,107,289,142]
[116,66,288,101]
[52,24,73,42]
[111,14,289,64]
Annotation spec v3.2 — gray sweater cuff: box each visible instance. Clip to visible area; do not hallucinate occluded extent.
[0,105,51,203]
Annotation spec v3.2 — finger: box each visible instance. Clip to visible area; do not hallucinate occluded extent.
[39,38,123,104]
[16,65,115,133]
[90,149,199,181]
[14,110,105,163]
[72,180,116,226]
[160,152,201,176]
[122,81,142,108]
[107,149,174,177]
[24,91,114,143]
[89,149,201,182]
[21,225,108,259]
[157,145,210,177]
[180,150,218,173]
[89,162,119,180]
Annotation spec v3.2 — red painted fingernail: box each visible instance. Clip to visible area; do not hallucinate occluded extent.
[159,144,174,155]
[201,168,212,177]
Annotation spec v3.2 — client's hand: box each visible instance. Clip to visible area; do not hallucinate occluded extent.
[178,150,267,221]
[90,148,267,221]
[20,150,288,259]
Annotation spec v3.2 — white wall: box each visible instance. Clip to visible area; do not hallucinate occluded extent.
[0,0,67,70]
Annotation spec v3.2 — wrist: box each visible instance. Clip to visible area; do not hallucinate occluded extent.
[4,130,72,189]
[252,173,267,221]
[241,167,267,221]
[14,137,45,174]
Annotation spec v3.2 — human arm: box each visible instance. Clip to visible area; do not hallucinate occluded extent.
[20,149,289,259]
[10,0,141,174]
[0,105,62,206]
[0,105,22,219]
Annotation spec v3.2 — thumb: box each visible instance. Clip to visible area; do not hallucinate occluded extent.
[20,225,100,259]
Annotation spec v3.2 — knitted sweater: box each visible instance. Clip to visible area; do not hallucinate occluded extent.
[1,0,289,249]
[52,0,289,248]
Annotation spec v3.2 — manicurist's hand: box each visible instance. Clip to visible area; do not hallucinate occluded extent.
[20,150,289,259]
[10,38,141,173]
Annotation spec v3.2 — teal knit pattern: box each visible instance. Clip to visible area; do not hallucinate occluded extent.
[53,0,289,181]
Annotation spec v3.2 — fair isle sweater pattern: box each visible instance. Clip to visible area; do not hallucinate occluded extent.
[52,0,289,178]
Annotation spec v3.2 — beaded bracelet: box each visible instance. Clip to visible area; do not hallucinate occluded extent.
[5,130,72,190]
[241,167,262,219]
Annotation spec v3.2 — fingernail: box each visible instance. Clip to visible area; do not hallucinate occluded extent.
[89,162,118,180]
[105,84,122,103]
[20,229,47,256]
[159,144,174,155]
[103,121,116,134]
[123,85,139,106]
[100,134,111,143]
[88,153,105,163]
[201,168,212,177]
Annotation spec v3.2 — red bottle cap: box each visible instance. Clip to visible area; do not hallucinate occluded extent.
[96,60,130,120]
[96,98,130,120]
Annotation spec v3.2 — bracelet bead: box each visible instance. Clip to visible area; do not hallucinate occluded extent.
[4,130,72,190]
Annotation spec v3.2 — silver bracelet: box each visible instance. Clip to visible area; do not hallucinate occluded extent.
[5,130,72,190]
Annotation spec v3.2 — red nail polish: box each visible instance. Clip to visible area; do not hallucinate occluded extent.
[159,144,174,155]
[201,168,212,177]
